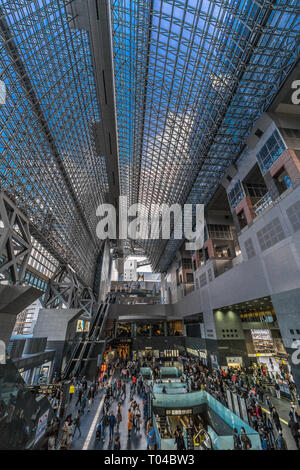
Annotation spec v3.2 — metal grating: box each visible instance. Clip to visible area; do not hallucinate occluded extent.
[286,200,300,233]
[256,217,285,251]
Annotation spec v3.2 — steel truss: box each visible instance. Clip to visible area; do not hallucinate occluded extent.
[110,0,300,271]
[0,0,299,281]
[0,191,32,282]
[43,264,96,317]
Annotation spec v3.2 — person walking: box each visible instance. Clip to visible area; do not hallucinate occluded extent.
[109,411,117,441]
[271,407,282,433]
[80,394,87,415]
[266,395,273,413]
[127,409,133,439]
[116,403,122,431]
[134,405,141,432]
[101,410,110,442]
[233,428,241,450]
[288,417,300,449]
[147,423,156,450]
[289,404,300,424]
[65,416,74,450]
[75,386,83,408]
[48,432,56,450]
[61,415,72,449]
[275,430,287,450]
[274,382,281,400]
[174,427,186,451]
[241,427,252,450]
[114,435,121,450]
[73,410,82,439]
[68,382,75,403]
[87,386,95,412]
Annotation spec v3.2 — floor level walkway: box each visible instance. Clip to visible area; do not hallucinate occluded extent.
[261,395,298,450]
[60,373,148,451]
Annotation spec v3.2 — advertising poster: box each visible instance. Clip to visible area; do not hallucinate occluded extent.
[35,409,49,444]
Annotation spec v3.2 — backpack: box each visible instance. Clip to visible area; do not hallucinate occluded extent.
[103,414,109,426]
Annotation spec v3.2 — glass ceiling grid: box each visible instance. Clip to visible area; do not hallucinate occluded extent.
[111,0,299,271]
[0,0,109,286]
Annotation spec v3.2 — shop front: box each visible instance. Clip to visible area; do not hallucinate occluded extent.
[186,348,208,365]
[132,336,186,362]
[226,356,243,369]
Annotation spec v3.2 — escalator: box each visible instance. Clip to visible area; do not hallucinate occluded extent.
[63,297,112,380]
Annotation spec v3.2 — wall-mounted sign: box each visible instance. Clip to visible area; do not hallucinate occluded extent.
[166,409,193,416]
[226,356,243,365]
[76,320,90,332]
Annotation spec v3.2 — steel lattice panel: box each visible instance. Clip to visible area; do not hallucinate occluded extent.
[0,0,109,286]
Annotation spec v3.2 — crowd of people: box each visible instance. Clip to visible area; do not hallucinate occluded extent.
[178,354,299,450]
[40,352,300,451]
[45,358,156,450]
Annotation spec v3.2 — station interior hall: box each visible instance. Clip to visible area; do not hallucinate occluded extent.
[0,0,300,452]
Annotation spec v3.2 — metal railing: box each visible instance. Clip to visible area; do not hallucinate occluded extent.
[253,192,273,216]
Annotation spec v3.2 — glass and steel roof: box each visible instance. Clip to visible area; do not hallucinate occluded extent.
[0,0,299,284]
[110,0,300,271]
[0,0,109,286]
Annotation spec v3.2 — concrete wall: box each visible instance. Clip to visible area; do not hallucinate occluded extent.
[33,308,83,373]
[33,308,83,341]
[0,284,42,345]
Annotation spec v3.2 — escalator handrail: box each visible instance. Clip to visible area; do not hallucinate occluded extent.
[72,296,110,376]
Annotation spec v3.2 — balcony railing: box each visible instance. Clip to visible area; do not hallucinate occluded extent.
[253,192,273,216]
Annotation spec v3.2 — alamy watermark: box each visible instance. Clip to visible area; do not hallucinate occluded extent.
[0,340,6,365]
[96,196,205,251]
[0,80,6,105]
[291,340,300,366]
[291,80,300,105]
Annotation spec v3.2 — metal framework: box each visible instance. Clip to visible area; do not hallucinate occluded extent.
[110,0,300,271]
[0,1,109,286]
[0,191,32,282]
[43,264,96,316]
[0,0,299,284]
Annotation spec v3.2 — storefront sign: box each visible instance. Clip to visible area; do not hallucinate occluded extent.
[226,356,243,366]
[166,409,193,415]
